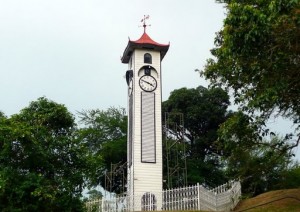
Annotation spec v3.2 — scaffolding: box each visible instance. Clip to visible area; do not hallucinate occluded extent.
[104,112,188,193]
[163,112,187,189]
[104,161,127,195]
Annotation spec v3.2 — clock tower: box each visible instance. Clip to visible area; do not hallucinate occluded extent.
[121,18,169,210]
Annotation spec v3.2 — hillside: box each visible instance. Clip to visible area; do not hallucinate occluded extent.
[234,188,300,212]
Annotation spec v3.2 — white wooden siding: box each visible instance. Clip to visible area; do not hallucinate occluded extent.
[127,49,163,205]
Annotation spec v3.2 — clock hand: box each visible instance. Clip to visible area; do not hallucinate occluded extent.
[141,79,154,87]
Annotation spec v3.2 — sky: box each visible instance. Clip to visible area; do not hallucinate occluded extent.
[0,0,299,160]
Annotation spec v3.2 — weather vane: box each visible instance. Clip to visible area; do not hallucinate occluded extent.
[140,15,151,33]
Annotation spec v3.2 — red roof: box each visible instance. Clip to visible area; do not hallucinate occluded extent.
[132,32,169,47]
[121,32,169,64]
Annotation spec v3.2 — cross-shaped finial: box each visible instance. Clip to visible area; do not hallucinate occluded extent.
[140,15,151,33]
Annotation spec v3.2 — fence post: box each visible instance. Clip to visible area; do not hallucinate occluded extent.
[101,198,104,212]
[215,192,218,211]
[197,183,201,211]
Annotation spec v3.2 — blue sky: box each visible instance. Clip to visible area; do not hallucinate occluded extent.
[0,0,298,160]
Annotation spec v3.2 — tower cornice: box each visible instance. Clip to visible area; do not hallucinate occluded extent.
[121,32,169,64]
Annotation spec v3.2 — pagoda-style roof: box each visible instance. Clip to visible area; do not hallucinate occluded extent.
[121,32,169,64]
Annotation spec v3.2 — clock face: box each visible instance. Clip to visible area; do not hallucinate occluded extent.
[139,75,157,92]
[128,78,133,96]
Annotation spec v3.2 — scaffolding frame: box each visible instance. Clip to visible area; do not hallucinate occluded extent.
[164,112,187,189]
[104,161,127,195]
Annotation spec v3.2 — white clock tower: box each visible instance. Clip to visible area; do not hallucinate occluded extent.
[121,18,169,211]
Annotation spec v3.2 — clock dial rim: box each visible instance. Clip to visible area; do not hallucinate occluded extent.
[139,75,157,92]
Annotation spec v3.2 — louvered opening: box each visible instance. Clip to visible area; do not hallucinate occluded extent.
[141,92,156,163]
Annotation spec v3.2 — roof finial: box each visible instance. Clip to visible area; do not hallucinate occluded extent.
[140,15,151,33]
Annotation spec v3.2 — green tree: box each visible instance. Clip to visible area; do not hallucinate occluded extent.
[218,111,298,196]
[0,111,5,119]
[86,189,103,200]
[279,163,300,189]
[0,97,88,211]
[201,0,300,147]
[78,107,127,194]
[162,86,231,187]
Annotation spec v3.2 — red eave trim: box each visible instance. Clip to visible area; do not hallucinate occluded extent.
[131,32,169,47]
[121,32,170,63]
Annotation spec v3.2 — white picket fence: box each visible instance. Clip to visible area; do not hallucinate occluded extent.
[86,180,241,212]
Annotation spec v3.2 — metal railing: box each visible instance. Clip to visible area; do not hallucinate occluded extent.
[85,180,241,212]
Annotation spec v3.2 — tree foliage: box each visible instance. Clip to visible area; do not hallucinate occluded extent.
[163,86,231,187]
[0,97,89,211]
[217,111,299,196]
[279,163,300,189]
[78,107,127,194]
[163,86,299,195]
[86,189,103,200]
[202,0,300,146]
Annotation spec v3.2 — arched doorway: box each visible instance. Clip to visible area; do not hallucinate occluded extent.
[141,192,157,211]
